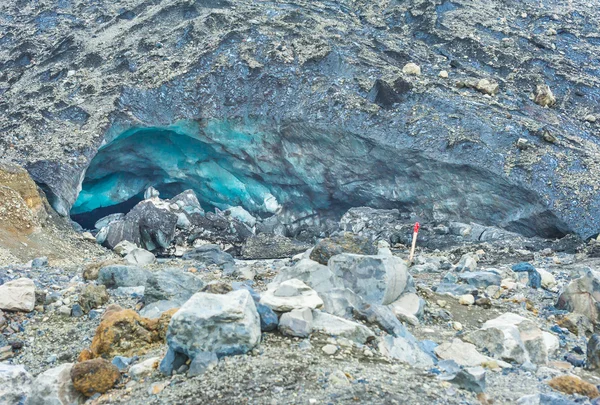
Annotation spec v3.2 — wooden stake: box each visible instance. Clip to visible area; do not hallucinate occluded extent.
[408,222,420,264]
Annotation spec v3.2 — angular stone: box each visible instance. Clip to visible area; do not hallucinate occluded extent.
[0,363,32,404]
[378,335,435,368]
[188,352,218,377]
[328,254,410,305]
[256,303,278,332]
[241,233,310,260]
[144,267,205,305]
[279,308,313,338]
[457,271,501,288]
[0,278,35,312]
[129,357,159,380]
[78,284,109,314]
[70,358,120,397]
[389,293,424,326]
[260,279,323,312]
[125,248,156,265]
[182,244,234,266]
[29,363,84,405]
[320,288,364,318]
[97,265,150,289]
[166,290,260,361]
[273,259,343,294]
[311,310,374,344]
[310,233,376,265]
[435,338,490,367]
[587,334,600,370]
[556,270,600,323]
[466,313,558,365]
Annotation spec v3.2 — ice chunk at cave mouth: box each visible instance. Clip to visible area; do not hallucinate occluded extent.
[70,119,569,238]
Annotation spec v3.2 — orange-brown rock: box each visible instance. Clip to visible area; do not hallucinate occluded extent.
[83,307,177,359]
[83,258,122,281]
[548,375,600,399]
[71,358,120,397]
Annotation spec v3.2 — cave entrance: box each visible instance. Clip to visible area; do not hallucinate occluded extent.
[70,122,286,229]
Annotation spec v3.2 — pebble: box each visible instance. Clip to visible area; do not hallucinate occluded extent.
[458,294,475,306]
[322,344,338,355]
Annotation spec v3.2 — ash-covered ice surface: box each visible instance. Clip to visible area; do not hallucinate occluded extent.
[2,0,600,404]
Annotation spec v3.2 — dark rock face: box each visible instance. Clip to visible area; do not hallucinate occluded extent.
[1,0,600,238]
[310,233,377,265]
[241,234,311,260]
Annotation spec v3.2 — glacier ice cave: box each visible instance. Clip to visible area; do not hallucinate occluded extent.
[71,119,568,237]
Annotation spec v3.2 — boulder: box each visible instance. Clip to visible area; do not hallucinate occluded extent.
[260,279,324,312]
[103,199,178,251]
[439,364,486,393]
[182,244,234,266]
[164,290,260,363]
[311,310,374,344]
[279,308,313,338]
[144,268,205,305]
[95,213,125,231]
[389,293,424,325]
[273,259,343,294]
[457,271,501,288]
[434,338,490,367]
[241,233,310,259]
[310,233,376,265]
[466,313,558,364]
[97,265,150,289]
[29,363,84,405]
[86,307,174,359]
[124,248,156,265]
[378,335,435,368]
[320,288,365,318]
[188,352,219,377]
[0,363,32,404]
[0,278,36,312]
[113,240,138,257]
[256,303,278,332]
[78,284,109,314]
[70,359,120,397]
[328,254,410,305]
[556,270,600,323]
[587,334,600,370]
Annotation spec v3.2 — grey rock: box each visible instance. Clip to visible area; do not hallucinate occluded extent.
[129,357,160,380]
[170,190,204,215]
[273,259,343,294]
[144,268,205,305]
[188,352,218,377]
[113,240,138,257]
[442,366,486,393]
[378,335,435,368]
[103,200,178,251]
[310,233,376,265]
[320,288,365,318]
[457,271,501,288]
[182,244,234,266]
[97,265,150,289]
[95,213,125,231]
[328,254,410,305]
[556,270,600,323]
[241,234,310,260]
[31,257,48,268]
[311,310,374,344]
[587,334,600,370]
[256,303,278,332]
[140,300,180,319]
[0,363,32,405]
[144,186,160,200]
[388,293,425,326]
[165,290,260,362]
[260,279,323,312]
[279,308,313,338]
[435,283,478,297]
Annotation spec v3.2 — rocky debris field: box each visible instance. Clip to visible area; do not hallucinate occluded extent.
[3,185,600,404]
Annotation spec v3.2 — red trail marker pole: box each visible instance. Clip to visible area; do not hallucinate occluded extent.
[409,222,420,264]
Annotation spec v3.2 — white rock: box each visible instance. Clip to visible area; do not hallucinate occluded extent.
[114,240,137,257]
[0,278,36,312]
[459,294,475,306]
[434,338,489,367]
[311,310,374,344]
[537,268,557,290]
[261,279,323,312]
[439,70,449,78]
[166,290,261,358]
[129,357,160,380]
[279,308,313,338]
[144,186,160,199]
[328,369,350,386]
[466,313,557,365]
[0,363,32,404]
[402,62,421,75]
[28,363,84,405]
[389,293,423,325]
[378,335,434,368]
[125,248,156,265]
[322,344,338,355]
[225,206,256,227]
